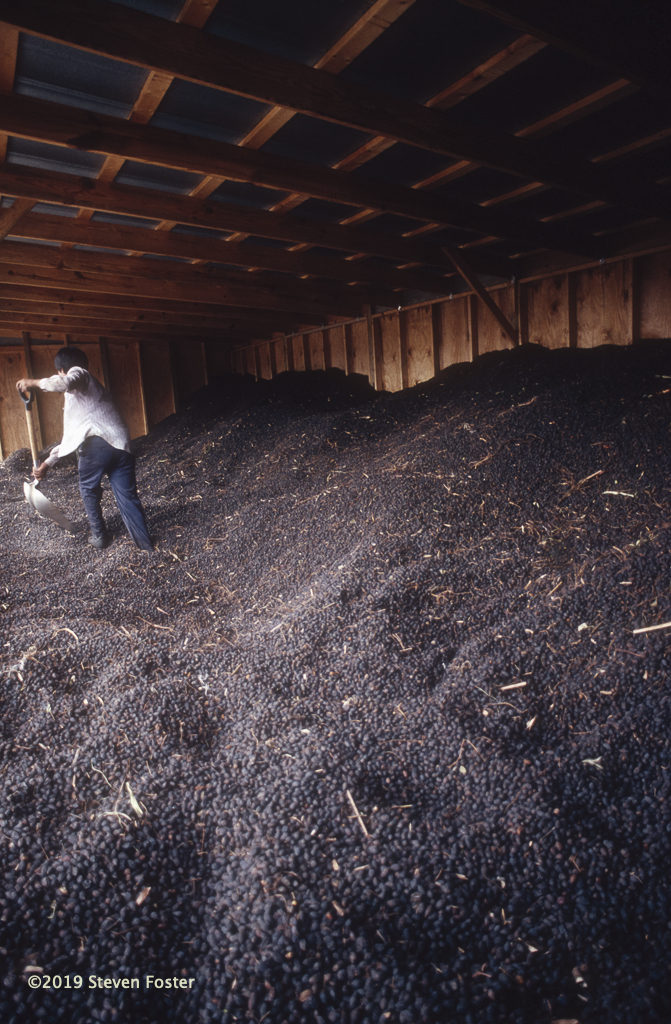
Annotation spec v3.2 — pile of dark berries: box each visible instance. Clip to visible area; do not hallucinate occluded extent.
[0,341,670,1024]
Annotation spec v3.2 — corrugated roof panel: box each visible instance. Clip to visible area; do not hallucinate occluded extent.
[341,0,520,103]
[152,80,271,145]
[111,0,184,19]
[285,197,361,225]
[31,203,80,218]
[7,235,62,248]
[537,94,671,163]
[207,180,289,210]
[114,160,204,194]
[91,212,162,230]
[433,166,536,205]
[170,224,230,240]
[260,115,371,166]
[6,138,105,177]
[15,35,147,118]
[206,0,374,65]
[240,236,297,251]
[72,244,133,256]
[452,49,624,136]
[350,144,459,189]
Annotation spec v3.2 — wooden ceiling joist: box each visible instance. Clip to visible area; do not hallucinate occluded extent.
[0,298,287,333]
[0,282,315,324]
[4,212,460,296]
[1,0,666,219]
[236,0,417,151]
[0,246,372,318]
[0,314,244,339]
[0,93,603,258]
[456,0,671,102]
[0,0,668,349]
[0,165,513,280]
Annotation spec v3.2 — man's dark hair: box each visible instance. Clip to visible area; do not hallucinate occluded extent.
[54,346,89,372]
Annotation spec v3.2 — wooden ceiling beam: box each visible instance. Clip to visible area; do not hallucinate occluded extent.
[0,236,395,314]
[0,22,20,167]
[136,0,417,249]
[0,248,369,318]
[0,318,250,342]
[456,0,671,102]
[6,211,459,295]
[0,312,247,337]
[0,197,34,239]
[0,93,599,256]
[74,0,217,221]
[235,0,417,151]
[0,164,511,273]
[0,283,317,326]
[0,0,664,214]
[424,34,546,111]
[0,299,262,333]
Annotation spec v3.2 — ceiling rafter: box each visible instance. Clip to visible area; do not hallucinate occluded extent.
[115,0,419,254]
[0,283,315,328]
[456,0,671,101]
[71,0,217,217]
[1,0,667,217]
[0,93,605,257]
[0,164,514,274]
[0,0,669,347]
[2,211,461,295]
[0,238,380,316]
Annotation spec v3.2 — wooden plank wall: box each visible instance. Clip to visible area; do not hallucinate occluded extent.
[0,252,669,458]
[231,253,666,389]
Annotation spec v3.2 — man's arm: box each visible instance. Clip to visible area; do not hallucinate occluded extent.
[16,377,40,395]
[17,367,87,395]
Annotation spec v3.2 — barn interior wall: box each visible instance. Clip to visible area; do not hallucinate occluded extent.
[230,252,671,391]
[0,251,670,459]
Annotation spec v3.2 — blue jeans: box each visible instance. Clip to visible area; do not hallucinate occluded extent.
[78,436,152,549]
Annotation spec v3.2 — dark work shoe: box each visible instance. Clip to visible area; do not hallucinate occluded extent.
[88,531,110,550]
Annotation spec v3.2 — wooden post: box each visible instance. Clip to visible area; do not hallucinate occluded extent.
[323,327,332,371]
[200,340,208,386]
[630,257,640,344]
[287,336,295,373]
[269,337,279,378]
[168,339,179,410]
[468,294,479,362]
[364,304,378,389]
[344,322,353,377]
[513,277,525,346]
[431,302,443,377]
[0,197,33,240]
[398,310,409,391]
[568,273,578,348]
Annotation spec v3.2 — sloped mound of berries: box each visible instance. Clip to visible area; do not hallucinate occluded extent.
[0,341,669,1024]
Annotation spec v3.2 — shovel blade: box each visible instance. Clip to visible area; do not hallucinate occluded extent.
[24,480,76,533]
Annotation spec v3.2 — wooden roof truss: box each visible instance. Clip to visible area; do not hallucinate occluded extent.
[0,0,669,346]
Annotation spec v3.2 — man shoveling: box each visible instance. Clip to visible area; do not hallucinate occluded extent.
[16,346,153,552]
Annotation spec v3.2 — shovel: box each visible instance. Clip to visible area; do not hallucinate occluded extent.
[19,388,76,533]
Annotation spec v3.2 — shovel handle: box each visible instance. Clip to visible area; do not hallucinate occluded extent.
[20,387,40,467]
